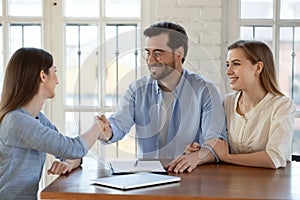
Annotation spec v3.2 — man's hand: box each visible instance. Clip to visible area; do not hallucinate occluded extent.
[167,142,216,173]
[166,151,201,173]
[96,115,112,141]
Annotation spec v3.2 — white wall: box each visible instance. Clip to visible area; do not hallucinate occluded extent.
[147,0,227,95]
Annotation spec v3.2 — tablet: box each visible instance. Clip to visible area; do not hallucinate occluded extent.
[91,172,180,190]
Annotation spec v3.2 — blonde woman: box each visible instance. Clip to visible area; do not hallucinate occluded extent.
[186,40,296,169]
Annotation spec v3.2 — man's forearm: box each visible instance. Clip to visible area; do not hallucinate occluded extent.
[197,147,216,165]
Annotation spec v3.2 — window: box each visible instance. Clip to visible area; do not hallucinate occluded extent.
[10,24,42,54]
[227,0,300,155]
[8,0,42,16]
[62,1,142,160]
[0,0,43,95]
[0,0,143,189]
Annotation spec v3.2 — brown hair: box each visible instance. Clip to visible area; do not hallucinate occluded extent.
[0,47,53,123]
[228,40,284,96]
[143,21,188,64]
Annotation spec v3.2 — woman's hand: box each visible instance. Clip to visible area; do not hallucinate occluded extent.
[184,142,200,154]
[96,115,112,141]
[206,139,229,161]
[47,159,81,175]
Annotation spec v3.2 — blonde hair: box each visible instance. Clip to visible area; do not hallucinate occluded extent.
[228,40,283,96]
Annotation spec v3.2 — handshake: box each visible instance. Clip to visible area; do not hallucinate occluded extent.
[96,114,113,142]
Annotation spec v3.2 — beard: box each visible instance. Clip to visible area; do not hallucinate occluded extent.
[148,60,176,81]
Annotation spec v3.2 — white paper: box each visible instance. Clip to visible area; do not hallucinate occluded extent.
[109,160,166,174]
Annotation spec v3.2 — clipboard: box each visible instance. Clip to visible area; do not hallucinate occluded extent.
[91,172,180,190]
[109,160,168,175]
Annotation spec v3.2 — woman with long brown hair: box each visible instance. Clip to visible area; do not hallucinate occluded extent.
[0,47,104,200]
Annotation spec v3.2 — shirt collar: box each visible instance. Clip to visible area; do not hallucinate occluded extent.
[19,107,40,119]
[234,91,273,115]
[153,69,187,98]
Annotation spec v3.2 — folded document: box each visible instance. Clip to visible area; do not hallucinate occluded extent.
[109,160,167,175]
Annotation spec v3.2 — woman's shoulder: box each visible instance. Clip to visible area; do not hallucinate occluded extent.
[0,109,35,137]
[267,93,296,113]
[4,109,51,127]
[5,109,29,121]
[269,93,295,104]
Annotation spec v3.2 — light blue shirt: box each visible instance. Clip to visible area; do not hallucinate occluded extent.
[108,69,227,159]
[0,108,88,200]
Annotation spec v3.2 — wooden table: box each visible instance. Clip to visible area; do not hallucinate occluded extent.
[40,157,300,200]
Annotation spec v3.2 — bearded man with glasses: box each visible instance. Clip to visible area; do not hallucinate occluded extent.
[98,21,227,173]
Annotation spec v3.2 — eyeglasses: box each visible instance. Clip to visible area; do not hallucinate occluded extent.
[142,49,167,61]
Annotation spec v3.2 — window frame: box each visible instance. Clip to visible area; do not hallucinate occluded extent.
[226,0,300,156]
[0,0,149,187]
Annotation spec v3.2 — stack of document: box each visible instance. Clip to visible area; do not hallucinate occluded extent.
[109,160,167,175]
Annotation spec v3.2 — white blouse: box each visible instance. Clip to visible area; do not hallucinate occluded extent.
[225,92,296,168]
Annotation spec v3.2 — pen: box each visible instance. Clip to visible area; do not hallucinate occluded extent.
[133,159,138,167]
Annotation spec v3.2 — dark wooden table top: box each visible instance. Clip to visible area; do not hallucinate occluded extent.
[40,157,300,200]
